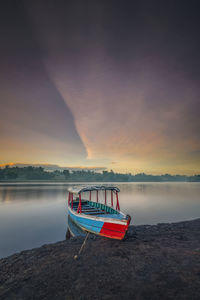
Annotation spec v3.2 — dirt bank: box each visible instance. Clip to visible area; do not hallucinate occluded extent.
[0,219,200,300]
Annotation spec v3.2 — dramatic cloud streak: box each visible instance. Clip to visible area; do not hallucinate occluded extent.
[27,1,200,173]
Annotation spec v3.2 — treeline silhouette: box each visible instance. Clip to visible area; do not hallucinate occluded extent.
[0,166,199,182]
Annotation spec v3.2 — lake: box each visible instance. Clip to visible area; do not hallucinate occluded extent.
[0,182,199,258]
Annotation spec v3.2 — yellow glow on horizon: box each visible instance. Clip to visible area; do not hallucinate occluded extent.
[0,159,199,175]
[0,162,15,167]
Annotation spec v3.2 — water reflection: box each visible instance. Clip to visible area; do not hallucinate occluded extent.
[116,183,200,225]
[0,185,67,203]
[0,184,69,258]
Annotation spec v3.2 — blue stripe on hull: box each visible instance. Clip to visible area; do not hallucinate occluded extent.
[69,210,104,234]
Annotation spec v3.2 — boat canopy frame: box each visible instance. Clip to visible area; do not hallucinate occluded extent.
[68,185,120,213]
[68,185,120,195]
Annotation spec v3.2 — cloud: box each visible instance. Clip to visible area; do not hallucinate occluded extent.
[24,1,200,174]
[48,59,200,163]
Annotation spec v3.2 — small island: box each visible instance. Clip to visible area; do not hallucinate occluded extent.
[0,218,200,300]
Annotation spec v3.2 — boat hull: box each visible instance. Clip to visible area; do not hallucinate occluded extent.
[68,206,130,240]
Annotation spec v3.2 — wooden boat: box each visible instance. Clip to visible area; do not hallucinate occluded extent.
[67,185,131,240]
[67,215,86,238]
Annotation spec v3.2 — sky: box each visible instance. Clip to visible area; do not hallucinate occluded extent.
[0,0,200,174]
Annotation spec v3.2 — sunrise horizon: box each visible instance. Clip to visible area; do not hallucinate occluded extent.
[0,161,199,176]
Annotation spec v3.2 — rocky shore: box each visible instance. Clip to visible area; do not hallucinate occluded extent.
[0,219,200,300]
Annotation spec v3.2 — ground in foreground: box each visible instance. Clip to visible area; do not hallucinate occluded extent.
[0,219,200,300]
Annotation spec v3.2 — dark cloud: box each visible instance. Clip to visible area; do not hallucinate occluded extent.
[0,0,87,164]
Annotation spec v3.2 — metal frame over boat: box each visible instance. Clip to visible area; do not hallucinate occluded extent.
[67,185,131,240]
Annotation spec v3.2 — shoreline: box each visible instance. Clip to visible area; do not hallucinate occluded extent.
[0,218,200,299]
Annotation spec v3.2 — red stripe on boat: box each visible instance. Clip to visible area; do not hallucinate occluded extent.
[100,221,128,240]
[101,222,128,232]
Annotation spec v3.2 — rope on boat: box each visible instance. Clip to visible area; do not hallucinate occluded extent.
[74,232,90,260]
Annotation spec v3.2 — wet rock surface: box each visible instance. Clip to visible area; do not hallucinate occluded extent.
[0,219,200,300]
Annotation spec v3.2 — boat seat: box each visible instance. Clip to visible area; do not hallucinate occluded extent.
[73,205,106,214]
[83,211,106,215]
[73,205,90,208]
[82,210,103,213]
[74,208,102,213]
[71,201,113,215]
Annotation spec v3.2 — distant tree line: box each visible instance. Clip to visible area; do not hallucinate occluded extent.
[0,166,199,182]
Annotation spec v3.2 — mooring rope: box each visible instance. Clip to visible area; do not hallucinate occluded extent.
[74,232,90,260]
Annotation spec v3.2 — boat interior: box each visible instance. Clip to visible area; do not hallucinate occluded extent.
[71,200,123,219]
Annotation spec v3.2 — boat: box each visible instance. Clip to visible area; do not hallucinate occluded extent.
[66,215,86,239]
[67,185,131,240]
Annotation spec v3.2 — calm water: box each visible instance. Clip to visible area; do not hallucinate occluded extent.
[0,182,199,258]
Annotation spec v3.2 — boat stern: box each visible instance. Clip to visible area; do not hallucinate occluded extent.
[99,215,131,240]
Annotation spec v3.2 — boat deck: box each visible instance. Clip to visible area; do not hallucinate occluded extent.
[71,201,123,220]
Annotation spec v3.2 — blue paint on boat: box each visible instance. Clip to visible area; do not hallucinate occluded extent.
[69,210,104,233]
[68,215,86,237]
